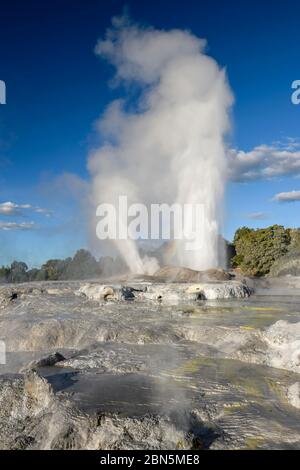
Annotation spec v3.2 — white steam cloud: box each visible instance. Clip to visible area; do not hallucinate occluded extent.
[88,16,233,273]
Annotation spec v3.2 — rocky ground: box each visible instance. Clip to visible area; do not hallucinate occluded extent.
[0,272,300,449]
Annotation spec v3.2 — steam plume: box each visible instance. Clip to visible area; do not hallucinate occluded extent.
[88,15,233,273]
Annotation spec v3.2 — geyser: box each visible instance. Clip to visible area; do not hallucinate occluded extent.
[89,15,233,273]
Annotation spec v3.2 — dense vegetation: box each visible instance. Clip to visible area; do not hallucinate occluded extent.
[232,225,300,276]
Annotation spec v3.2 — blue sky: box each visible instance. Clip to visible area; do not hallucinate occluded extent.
[0,0,300,266]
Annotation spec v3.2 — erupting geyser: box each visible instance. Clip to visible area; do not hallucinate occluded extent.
[89,15,233,273]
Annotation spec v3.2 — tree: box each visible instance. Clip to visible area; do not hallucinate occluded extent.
[232,225,291,276]
[0,266,10,283]
[269,228,300,276]
[35,268,47,281]
[8,261,28,283]
[64,249,100,279]
[41,258,71,280]
[27,268,40,282]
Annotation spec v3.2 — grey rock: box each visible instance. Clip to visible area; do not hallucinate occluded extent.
[153,266,232,282]
[20,352,66,372]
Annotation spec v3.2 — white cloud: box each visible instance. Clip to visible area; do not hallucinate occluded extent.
[34,207,52,217]
[0,201,50,216]
[229,141,300,182]
[245,212,268,220]
[0,201,32,215]
[0,221,36,231]
[273,190,300,203]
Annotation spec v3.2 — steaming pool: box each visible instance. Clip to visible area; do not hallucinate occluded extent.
[0,278,300,449]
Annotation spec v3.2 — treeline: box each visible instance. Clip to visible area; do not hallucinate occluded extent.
[1,226,300,283]
[0,249,127,283]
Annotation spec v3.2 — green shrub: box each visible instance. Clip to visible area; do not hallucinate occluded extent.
[232,225,291,276]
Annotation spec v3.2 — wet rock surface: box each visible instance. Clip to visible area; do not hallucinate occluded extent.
[20,352,66,372]
[0,278,300,449]
[77,279,252,304]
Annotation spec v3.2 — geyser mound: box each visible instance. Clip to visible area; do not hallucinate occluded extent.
[153,266,232,282]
